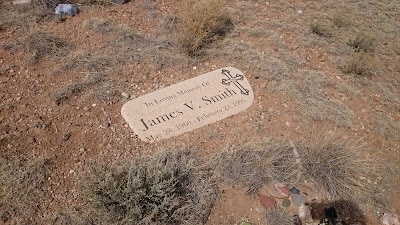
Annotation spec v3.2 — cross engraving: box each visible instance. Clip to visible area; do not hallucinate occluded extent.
[221,69,250,95]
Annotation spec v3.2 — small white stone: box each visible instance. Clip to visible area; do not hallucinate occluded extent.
[193,66,197,70]
[297,10,303,14]
[69,169,75,174]
[121,92,130,99]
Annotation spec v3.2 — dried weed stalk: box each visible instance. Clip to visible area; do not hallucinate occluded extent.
[25,31,69,63]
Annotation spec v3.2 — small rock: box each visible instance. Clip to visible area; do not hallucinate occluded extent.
[239,221,252,225]
[83,106,89,111]
[69,169,74,174]
[27,136,36,144]
[79,147,85,152]
[205,62,210,66]
[289,187,300,194]
[62,132,71,141]
[291,193,307,206]
[299,204,313,224]
[275,183,290,196]
[193,66,197,70]
[258,194,277,210]
[260,182,289,199]
[381,213,400,225]
[121,92,130,99]
[100,121,110,129]
[92,104,97,107]
[297,10,303,14]
[282,198,291,207]
[111,0,125,4]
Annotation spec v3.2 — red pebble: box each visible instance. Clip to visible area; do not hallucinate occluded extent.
[258,194,277,210]
[275,183,289,197]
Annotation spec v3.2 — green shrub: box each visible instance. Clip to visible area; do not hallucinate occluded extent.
[341,52,374,76]
[348,32,375,52]
[83,150,219,225]
[310,20,331,37]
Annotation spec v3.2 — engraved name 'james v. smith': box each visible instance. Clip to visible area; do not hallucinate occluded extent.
[139,88,237,131]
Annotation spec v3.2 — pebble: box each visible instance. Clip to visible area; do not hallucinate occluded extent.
[27,136,36,144]
[291,193,307,206]
[260,182,289,199]
[79,147,85,152]
[289,187,300,194]
[121,92,130,99]
[62,132,71,141]
[381,213,400,225]
[100,121,110,129]
[83,106,89,111]
[193,66,197,70]
[282,198,291,207]
[297,10,303,14]
[299,204,313,224]
[69,169,74,174]
[258,194,277,210]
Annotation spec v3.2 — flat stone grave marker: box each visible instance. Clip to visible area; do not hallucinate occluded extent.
[121,67,254,142]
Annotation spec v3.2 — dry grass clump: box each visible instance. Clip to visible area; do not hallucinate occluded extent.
[372,111,400,142]
[348,32,376,52]
[83,17,115,34]
[288,70,354,127]
[61,51,114,71]
[25,31,69,63]
[341,52,374,76]
[53,72,106,104]
[299,134,388,209]
[178,0,233,56]
[310,20,332,37]
[83,150,219,225]
[266,207,293,225]
[332,13,349,28]
[0,154,53,224]
[217,140,300,193]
